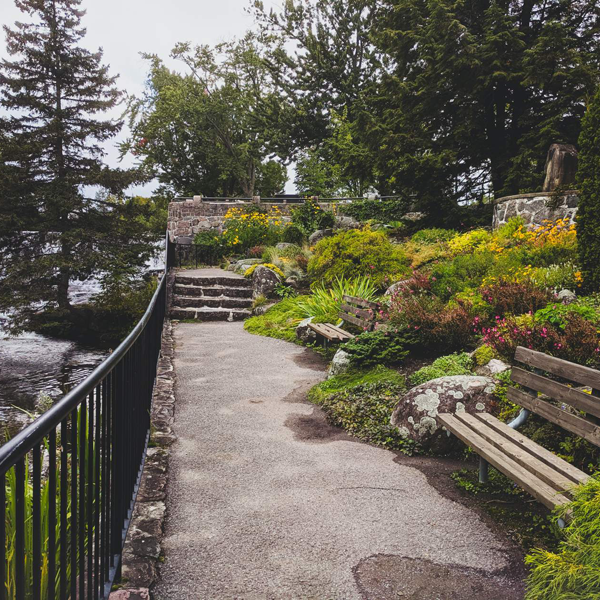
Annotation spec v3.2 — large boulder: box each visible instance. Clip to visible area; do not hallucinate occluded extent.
[328,349,351,378]
[252,265,282,298]
[557,289,577,305]
[296,317,317,343]
[308,228,334,245]
[385,279,410,297]
[390,375,498,453]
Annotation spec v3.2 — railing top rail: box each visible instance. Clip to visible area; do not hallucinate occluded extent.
[0,234,171,474]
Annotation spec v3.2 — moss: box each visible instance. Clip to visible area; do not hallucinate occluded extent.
[308,366,412,451]
[473,345,499,366]
[408,352,474,386]
[243,296,307,342]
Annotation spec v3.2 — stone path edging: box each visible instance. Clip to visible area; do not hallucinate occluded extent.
[109,321,176,600]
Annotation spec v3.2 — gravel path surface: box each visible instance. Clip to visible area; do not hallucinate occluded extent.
[155,321,523,599]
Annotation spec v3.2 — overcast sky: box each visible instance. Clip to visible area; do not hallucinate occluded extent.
[0,0,295,195]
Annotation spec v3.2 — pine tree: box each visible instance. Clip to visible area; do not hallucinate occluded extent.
[0,0,153,332]
[576,89,600,292]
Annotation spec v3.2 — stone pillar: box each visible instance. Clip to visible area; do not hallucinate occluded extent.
[542,143,578,192]
[252,195,260,204]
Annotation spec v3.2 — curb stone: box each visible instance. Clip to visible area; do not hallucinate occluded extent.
[109,321,176,599]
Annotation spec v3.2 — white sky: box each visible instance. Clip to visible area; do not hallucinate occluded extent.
[0,0,296,195]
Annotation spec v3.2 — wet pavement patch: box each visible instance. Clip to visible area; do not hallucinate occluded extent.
[285,407,357,444]
[354,555,525,600]
[291,348,328,371]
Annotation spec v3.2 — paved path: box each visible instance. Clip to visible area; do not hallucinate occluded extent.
[156,322,524,599]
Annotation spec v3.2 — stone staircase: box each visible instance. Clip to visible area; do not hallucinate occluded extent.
[170,274,253,321]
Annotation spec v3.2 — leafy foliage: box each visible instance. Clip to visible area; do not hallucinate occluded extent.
[308,366,413,451]
[222,206,284,251]
[409,353,474,386]
[295,276,378,323]
[577,88,600,293]
[307,227,409,287]
[343,330,413,368]
[290,197,335,236]
[525,475,600,600]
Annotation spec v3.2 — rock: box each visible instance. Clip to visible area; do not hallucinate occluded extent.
[175,236,193,245]
[276,242,295,250]
[233,258,263,275]
[308,228,334,245]
[385,279,411,297]
[335,215,360,229]
[252,265,282,298]
[296,317,317,343]
[391,376,498,453]
[253,302,276,316]
[285,276,300,289]
[558,289,577,305]
[328,349,351,378]
[109,587,151,600]
[542,143,578,192]
[475,359,510,378]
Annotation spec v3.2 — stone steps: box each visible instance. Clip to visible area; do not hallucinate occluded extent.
[170,306,251,321]
[171,273,254,321]
[174,284,253,299]
[173,296,253,309]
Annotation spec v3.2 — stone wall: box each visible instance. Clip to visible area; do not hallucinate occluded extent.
[493,191,579,229]
[168,197,334,241]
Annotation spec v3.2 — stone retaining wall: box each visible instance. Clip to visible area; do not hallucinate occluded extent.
[493,191,579,229]
[168,198,335,241]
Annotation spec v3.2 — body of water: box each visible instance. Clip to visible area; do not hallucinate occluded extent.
[0,245,165,435]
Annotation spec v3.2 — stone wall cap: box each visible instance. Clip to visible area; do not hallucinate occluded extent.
[493,189,579,205]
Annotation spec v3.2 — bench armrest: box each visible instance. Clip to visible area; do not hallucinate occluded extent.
[508,408,531,430]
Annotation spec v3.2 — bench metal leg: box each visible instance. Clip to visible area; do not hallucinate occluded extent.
[479,457,489,483]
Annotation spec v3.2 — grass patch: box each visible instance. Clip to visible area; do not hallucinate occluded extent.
[409,352,475,386]
[243,296,307,342]
[308,366,413,452]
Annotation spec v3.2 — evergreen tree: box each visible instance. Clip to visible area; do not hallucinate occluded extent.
[576,88,600,292]
[363,0,600,212]
[0,0,154,332]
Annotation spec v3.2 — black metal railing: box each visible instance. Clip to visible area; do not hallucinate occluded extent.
[0,233,175,599]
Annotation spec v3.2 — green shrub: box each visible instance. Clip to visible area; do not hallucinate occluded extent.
[308,366,413,451]
[343,330,413,368]
[534,300,600,329]
[525,475,600,600]
[295,276,378,323]
[193,231,228,264]
[244,296,306,342]
[282,223,305,244]
[409,352,474,386]
[308,227,409,288]
[472,345,499,366]
[576,88,600,293]
[411,228,458,244]
[291,197,335,235]
[340,198,412,224]
[222,205,284,251]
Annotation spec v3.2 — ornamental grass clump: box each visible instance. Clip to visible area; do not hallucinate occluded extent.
[295,276,378,323]
[525,475,600,600]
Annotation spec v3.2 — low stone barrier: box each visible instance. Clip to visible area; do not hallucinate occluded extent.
[493,191,579,229]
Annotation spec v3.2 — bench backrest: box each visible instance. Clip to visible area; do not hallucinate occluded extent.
[509,346,600,447]
[338,295,379,331]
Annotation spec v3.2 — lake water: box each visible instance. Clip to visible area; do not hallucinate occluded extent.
[0,247,165,435]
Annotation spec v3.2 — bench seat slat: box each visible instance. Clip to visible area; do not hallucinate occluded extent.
[308,322,353,341]
[340,303,373,321]
[455,413,578,494]
[437,413,572,510]
[343,295,379,310]
[508,387,600,446]
[511,367,600,419]
[515,346,600,390]
[474,413,590,486]
[340,312,371,330]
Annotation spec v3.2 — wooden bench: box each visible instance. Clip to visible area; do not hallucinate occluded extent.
[308,295,379,344]
[437,346,599,521]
